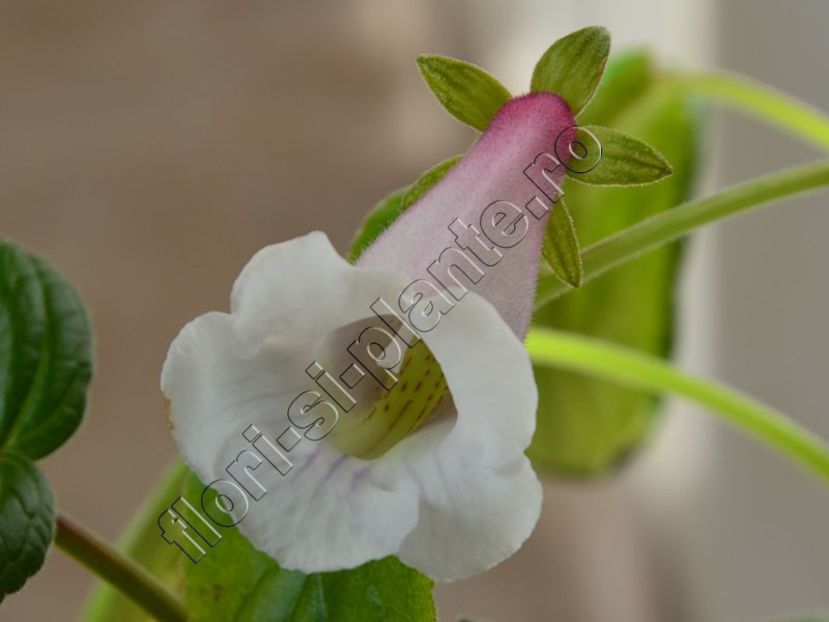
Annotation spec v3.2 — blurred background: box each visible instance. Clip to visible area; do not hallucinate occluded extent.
[1,1,827,620]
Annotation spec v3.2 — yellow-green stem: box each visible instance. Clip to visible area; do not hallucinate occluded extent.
[527,328,829,485]
[536,160,829,309]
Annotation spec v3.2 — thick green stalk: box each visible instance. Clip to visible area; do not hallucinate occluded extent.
[55,514,187,622]
[665,71,829,152]
[526,329,829,484]
[536,160,829,309]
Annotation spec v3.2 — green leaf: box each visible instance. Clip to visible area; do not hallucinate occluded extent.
[0,239,93,460]
[417,55,511,131]
[348,155,460,262]
[774,615,829,622]
[0,453,55,602]
[182,471,436,622]
[82,462,188,622]
[528,52,700,476]
[542,201,582,287]
[531,26,610,116]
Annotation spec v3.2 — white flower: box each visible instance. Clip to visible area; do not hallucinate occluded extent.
[162,92,575,580]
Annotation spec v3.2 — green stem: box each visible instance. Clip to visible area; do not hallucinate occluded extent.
[526,328,829,485]
[664,71,829,152]
[536,160,829,309]
[55,514,187,622]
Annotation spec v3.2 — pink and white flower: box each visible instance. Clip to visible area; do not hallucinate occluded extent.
[162,92,575,580]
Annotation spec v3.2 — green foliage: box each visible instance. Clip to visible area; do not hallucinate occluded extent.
[0,454,54,602]
[528,52,701,475]
[417,55,511,131]
[0,241,92,460]
[531,26,610,116]
[569,125,673,186]
[0,239,92,599]
[182,471,436,622]
[542,202,583,288]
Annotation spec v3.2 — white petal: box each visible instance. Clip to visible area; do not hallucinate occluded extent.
[379,291,542,579]
[162,231,541,579]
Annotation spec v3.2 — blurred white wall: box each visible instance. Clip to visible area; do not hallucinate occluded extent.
[440,1,829,621]
[634,1,829,621]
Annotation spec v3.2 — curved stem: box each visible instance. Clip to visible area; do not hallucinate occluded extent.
[535,160,829,309]
[526,328,829,485]
[664,71,829,152]
[55,514,187,622]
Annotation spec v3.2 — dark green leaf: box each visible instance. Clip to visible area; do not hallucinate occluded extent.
[417,55,511,131]
[542,202,582,287]
[182,471,436,622]
[568,125,672,186]
[0,240,93,460]
[348,156,460,262]
[530,26,610,116]
[82,462,188,622]
[528,52,700,475]
[0,453,55,601]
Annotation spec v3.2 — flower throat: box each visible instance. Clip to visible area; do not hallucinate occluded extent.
[329,341,448,460]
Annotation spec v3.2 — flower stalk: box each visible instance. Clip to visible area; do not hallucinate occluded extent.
[536,160,829,310]
[527,328,829,485]
[54,514,187,622]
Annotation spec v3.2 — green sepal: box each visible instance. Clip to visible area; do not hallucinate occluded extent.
[542,202,583,288]
[567,125,673,186]
[400,155,462,210]
[531,26,610,116]
[417,54,511,131]
[348,155,460,262]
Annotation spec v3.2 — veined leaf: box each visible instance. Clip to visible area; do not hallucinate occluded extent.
[0,454,54,602]
[542,202,583,287]
[528,52,700,476]
[0,239,92,596]
[531,26,610,116]
[181,471,436,622]
[0,240,93,460]
[417,55,511,131]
